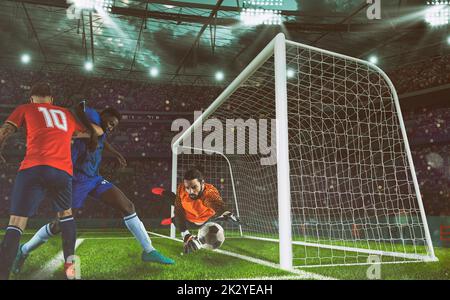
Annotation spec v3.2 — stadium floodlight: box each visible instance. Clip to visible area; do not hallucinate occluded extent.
[21,54,31,64]
[425,1,450,26]
[286,68,295,78]
[101,0,113,12]
[171,33,437,270]
[69,0,113,12]
[84,61,94,71]
[243,0,284,6]
[369,55,378,64]
[215,71,224,81]
[240,8,282,26]
[150,67,159,77]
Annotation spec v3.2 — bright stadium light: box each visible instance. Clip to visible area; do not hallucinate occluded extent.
[243,0,284,6]
[240,8,282,26]
[369,55,378,64]
[69,0,113,12]
[287,68,295,78]
[84,61,94,71]
[21,54,31,64]
[150,67,159,77]
[425,1,450,26]
[215,71,224,81]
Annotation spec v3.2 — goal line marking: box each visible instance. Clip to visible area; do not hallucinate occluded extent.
[147,231,337,280]
[29,238,85,280]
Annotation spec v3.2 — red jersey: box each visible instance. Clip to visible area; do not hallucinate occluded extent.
[6,103,85,176]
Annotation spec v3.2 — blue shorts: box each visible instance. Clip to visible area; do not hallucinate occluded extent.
[10,165,72,217]
[72,174,115,209]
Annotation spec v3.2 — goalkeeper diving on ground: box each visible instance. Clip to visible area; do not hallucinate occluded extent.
[152,168,240,254]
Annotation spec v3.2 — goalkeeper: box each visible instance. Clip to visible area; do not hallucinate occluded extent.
[152,168,238,254]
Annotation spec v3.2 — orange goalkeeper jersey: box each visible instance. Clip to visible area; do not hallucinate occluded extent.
[175,183,226,224]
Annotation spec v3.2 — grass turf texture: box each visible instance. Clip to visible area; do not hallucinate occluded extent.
[1,229,449,280]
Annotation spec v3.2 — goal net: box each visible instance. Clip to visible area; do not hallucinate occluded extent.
[171,33,437,269]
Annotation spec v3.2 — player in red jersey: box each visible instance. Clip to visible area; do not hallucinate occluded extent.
[0,82,102,280]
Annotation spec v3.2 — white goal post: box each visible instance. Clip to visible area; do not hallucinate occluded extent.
[171,33,437,270]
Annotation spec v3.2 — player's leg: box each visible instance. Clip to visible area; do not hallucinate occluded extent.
[13,178,89,274]
[0,215,28,279]
[151,187,176,205]
[11,219,59,274]
[19,220,58,256]
[57,209,76,267]
[96,182,174,264]
[0,167,44,279]
[49,169,77,271]
[151,187,176,225]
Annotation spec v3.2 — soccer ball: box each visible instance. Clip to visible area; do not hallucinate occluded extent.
[198,222,225,250]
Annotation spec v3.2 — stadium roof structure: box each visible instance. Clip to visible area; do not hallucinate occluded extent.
[0,0,449,85]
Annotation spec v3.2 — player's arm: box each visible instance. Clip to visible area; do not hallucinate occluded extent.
[103,141,127,168]
[204,187,240,223]
[174,189,188,233]
[203,188,227,216]
[0,122,17,163]
[174,187,202,253]
[72,124,104,138]
[0,105,24,163]
[70,102,100,151]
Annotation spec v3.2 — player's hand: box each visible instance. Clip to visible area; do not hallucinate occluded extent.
[220,211,240,224]
[116,153,127,168]
[183,234,202,254]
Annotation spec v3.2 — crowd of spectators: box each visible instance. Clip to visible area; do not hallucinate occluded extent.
[0,66,450,219]
[0,158,171,219]
[411,143,450,216]
[404,106,450,146]
[388,54,450,94]
[0,67,221,111]
[107,124,173,158]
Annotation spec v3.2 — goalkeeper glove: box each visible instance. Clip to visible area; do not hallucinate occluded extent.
[220,211,240,224]
[183,234,202,254]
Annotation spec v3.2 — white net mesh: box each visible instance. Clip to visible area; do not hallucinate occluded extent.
[173,39,435,267]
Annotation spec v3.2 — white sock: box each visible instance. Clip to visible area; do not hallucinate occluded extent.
[181,230,190,240]
[21,223,54,255]
[123,213,155,253]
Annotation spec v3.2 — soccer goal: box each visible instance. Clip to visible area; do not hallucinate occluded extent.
[171,33,437,270]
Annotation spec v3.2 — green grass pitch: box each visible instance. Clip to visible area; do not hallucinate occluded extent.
[3,229,449,280]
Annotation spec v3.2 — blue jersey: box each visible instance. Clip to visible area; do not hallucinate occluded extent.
[71,107,107,178]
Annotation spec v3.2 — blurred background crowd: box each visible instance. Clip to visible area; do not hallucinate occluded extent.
[1,58,450,219]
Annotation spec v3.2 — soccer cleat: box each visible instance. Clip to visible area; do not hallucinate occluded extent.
[141,250,175,265]
[11,244,28,274]
[64,262,77,280]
